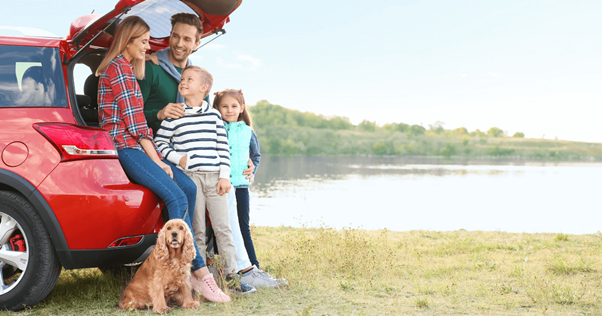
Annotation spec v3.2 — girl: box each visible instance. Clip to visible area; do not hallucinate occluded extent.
[213,89,287,288]
[96,16,229,303]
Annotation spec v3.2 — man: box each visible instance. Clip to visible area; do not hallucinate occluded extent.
[138,13,205,134]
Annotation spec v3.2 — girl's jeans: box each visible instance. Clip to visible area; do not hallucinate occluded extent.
[235,187,259,268]
[117,148,205,270]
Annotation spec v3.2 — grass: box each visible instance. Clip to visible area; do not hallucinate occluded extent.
[4,226,602,315]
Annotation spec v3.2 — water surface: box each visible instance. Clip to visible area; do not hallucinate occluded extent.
[249,156,601,234]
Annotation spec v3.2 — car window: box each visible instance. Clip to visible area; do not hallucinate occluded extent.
[0,45,67,108]
[127,0,196,39]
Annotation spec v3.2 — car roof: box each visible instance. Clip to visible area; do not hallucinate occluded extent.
[0,36,62,48]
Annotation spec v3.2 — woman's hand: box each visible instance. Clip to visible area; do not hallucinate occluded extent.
[139,138,172,178]
[156,160,174,178]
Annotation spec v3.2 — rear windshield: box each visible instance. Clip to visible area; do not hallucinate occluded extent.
[128,0,197,39]
[0,45,67,108]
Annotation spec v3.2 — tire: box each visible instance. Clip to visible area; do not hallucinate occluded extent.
[0,191,62,311]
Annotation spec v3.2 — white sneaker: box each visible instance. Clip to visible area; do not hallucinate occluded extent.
[241,266,288,288]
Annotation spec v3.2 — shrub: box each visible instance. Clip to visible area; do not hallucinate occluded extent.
[408,125,426,137]
[486,145,514,156]
[358,120,377,132]
[487,127,504,137]
[440,143,456,157]
[373,142,387,155]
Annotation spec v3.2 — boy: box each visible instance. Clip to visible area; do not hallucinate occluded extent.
[154,65,255,294]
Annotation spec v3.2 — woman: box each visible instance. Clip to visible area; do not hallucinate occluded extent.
[96,16,229,303]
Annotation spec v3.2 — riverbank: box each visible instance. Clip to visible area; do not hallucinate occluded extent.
[11,226,602,315]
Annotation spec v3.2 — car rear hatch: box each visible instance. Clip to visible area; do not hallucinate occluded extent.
[65,0,242,59]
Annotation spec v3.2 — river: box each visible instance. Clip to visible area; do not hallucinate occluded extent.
[248,156,601,234]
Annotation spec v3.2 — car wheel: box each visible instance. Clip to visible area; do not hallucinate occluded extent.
[0,191,62,311]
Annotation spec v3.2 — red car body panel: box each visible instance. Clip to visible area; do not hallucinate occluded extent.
[37,159,163,249]
[0,108,73,186]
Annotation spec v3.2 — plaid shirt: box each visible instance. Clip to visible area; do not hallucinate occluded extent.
[98,55,158,155]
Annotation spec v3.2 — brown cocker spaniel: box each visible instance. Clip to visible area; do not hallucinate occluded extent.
[119,219,199,313]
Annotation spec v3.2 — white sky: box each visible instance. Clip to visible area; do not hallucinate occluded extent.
[2,0,601,142]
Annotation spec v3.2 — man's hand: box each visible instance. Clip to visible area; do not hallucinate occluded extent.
[145,52,159,66]
[157,103,186,120]
[216,178,231,196]
[242,158,255,180]
[179,155,188,169]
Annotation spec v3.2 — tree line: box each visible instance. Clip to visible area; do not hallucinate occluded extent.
[249,100,602,160]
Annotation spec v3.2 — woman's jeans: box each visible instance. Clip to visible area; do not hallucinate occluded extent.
[235,187,259,268]
[117,148,205,270]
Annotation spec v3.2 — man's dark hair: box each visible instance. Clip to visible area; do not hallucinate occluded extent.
[170,13,203,40]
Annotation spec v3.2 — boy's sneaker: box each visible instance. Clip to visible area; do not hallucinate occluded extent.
[226,275,257,294]
[241,266,288,288]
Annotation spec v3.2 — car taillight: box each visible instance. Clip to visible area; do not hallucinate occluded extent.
[108,236,143,248]
[34,123,117,161]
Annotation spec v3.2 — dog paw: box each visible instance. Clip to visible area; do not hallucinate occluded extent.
[183,301,199,309]
[153,306,171,314]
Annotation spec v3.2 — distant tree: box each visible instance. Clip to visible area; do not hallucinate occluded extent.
[383,122,409,133]
[373,142,388,155]
[249,100,354,130]
[470,129,486,137]
[358,120,377,132]
[487,127,504,137]
[512,132,525,138]
[462,135,469,146]
[326,116,354,130]
[429,121,445,134]
[486,145,514,156]
[408,125,426,136]
[440,143,456,157]
[453,127,468,136]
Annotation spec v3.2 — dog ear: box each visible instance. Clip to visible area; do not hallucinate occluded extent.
[154,223,169,261]
[182,222,197,263]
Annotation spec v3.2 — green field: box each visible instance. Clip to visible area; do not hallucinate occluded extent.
[7,226,602,315]
[250,101,602,160]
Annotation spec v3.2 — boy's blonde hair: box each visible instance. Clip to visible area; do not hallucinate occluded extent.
[182,65,213,98]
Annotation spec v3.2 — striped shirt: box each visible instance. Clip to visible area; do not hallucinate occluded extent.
[98,54,157,154]
[154,101,231,179]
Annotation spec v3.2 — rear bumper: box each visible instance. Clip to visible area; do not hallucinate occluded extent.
[61,233,157,269]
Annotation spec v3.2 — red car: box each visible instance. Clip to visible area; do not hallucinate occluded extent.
[0,0,241,310]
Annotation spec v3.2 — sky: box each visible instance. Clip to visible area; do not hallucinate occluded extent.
[2,0,601,142]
